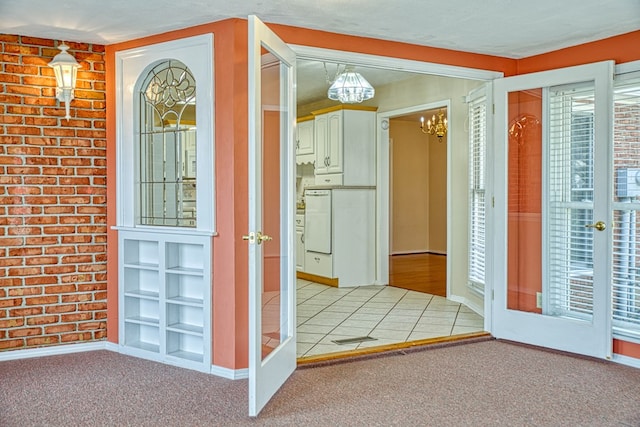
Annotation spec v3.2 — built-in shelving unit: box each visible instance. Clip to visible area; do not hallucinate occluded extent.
[118,230,211,372]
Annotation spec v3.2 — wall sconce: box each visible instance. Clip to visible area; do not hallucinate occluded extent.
[420,110,448,142]
[48,42,80,120]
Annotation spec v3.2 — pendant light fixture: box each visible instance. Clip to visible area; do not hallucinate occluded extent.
[420,110,448,142]
[327,66,375,104]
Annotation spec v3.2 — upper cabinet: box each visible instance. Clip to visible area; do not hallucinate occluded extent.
[296,115,315,165]
[313,106,377,186]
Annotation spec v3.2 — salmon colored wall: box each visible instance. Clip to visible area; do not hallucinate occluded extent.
[517,30,640,75]
[106,19,250,369]
[105,18,640,371]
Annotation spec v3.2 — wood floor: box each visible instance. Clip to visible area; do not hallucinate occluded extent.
[389,253,446,297]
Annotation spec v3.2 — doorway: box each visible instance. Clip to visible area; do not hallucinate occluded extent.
[388,107,448,298]
[294,55,492,359]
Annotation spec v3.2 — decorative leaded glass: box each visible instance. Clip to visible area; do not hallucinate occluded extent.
[138,60,197,227]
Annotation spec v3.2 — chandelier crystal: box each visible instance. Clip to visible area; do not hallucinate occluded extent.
[327,66,375,104]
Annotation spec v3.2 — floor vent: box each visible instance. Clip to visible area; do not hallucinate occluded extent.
[332,336,377,345]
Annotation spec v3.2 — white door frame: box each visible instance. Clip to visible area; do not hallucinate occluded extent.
[377,100,451,294]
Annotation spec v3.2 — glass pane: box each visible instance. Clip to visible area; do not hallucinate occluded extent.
[138,60,197,227]
[612,77,640,337]
[507,82,597,323]
[507,89,543,312]
[260,48,290,359]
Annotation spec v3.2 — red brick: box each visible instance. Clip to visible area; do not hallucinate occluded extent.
[0,176,23,185]
[0,339,24,350]
[9,307,42,317]
[0,278,23,287]
[45,324,75,334]
[24,216,58,225]
[8,247,42,257]
[4,45,39,55]
[8,226,42,236]
[44,206,75,214]
[42,186,75,195]
[23,96,57,107]
[8,267,41,277]
[44,265,76,275]
[22,76,56,86]
[44,304,76,314]
[24,276,58,286]
[26,315,59,325]
[43,226,76,235]
[8,286,42,296]
[0,318,25,328]
[62,235,92,244]
[44,284,77,294]
[8,327,42,338]
[43,128,75,137]
[7,166,40,175]
[0,115,23,124]
[25,256,59,266]
[62,293,92,303]
[5,85,41,97]
[25,295,58,305]
[0,258,23,267]
[26,336,60,346]
[61,312,92,322]
[26,157,59,166]
[59,177,90,185]
[0,298,22,308]
[94,330,107,339]
[6,146,41,156]
[7,186,41,195]
[78,321,105,331]
[44,246,76,255]
[60,332,89,342]
[26,137,59,147]
[78,302,107,312]
[25,236,58,245]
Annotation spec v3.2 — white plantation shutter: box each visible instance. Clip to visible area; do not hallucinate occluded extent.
[547,82,596,320]
[612,74,640,340]
[468,88,487,294]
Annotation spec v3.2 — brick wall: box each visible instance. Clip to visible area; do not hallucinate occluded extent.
[0,34,107,351]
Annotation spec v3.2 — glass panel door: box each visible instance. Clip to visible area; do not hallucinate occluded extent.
[492,61,613,359]
[247,15,297,417]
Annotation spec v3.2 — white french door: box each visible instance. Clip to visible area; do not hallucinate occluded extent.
[492,61,614,359]
[247,15,297,416]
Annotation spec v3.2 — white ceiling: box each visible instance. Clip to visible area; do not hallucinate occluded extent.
[1,0,639,59]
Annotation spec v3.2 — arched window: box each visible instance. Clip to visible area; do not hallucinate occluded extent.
[138,60,197,227]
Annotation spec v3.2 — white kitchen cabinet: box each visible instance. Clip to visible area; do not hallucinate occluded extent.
[313,106,376,186]
[118,229,211,372]
[295,214,305,271]
[304,188,375,287]
[296,116,314,164]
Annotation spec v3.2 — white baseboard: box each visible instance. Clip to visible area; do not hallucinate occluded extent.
[612,353,640,369]
[0,341,108,362]
[210,364,248,379]
[448,294,483,316]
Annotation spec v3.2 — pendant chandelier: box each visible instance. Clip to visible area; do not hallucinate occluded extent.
[327,66,375,104]
[420,110,448,141]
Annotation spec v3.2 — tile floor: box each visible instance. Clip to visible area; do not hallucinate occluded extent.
[296,279,485,358]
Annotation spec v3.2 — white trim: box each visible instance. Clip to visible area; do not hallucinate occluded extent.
[615,59,640,76]
[377,100,451,292]
[448,294,483,317]
[612,354,640,369]
[115,33,215,233]
[112,225,216,237]
[291,45,503,81]
[0,341,108,362]
[210,365,249,380]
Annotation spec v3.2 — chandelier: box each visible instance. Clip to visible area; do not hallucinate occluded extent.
[420,110,448,141]
[327,65,375,104]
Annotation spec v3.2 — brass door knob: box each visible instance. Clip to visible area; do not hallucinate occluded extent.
[585,221,606,231]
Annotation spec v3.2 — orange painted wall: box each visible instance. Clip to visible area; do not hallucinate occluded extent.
[105,18,640,371]
[106,19,250,369]
[517,30,640,75]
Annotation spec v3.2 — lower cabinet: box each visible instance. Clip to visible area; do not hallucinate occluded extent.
[119,229,212,372]
[295,214,305,271]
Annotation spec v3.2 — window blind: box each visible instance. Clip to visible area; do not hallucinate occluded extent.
[468,91,487,294]
[612,76,640,340]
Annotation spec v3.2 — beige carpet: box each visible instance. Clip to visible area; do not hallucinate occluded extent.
[1,339,639,426]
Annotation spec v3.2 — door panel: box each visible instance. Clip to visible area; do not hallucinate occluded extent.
[247,15,297,417]
[493,61,613,359]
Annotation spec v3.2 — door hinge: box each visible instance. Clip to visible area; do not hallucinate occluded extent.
[492,196,495,208]
[492,104,495,114]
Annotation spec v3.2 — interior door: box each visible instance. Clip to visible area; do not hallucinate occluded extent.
[492,61,614,359]
[247,15,297,417]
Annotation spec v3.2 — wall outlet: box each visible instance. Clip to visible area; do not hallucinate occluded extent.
[536,292,542,309]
